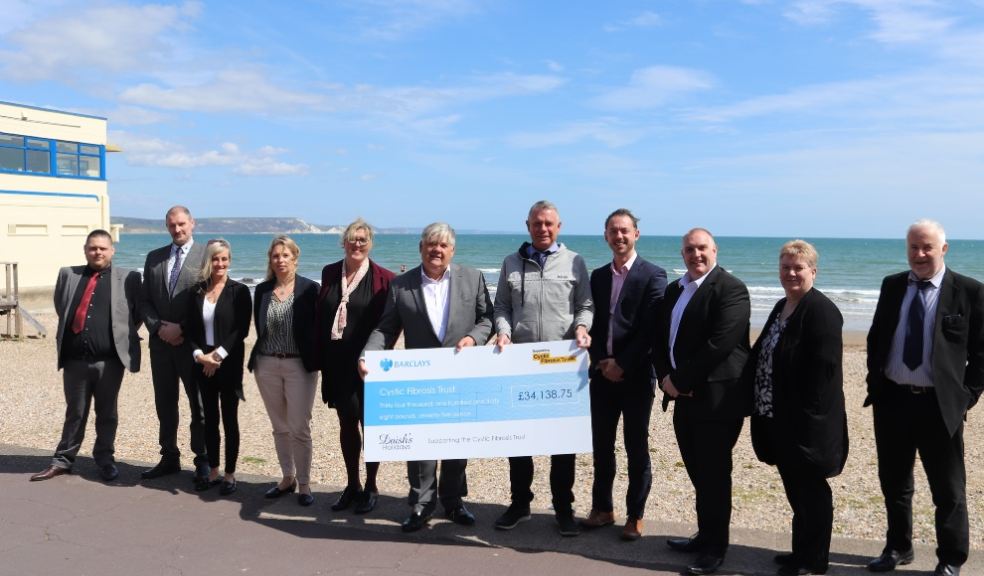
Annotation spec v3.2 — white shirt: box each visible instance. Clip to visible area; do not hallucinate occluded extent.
[885,266,945,387]
[669,264,716,370]
[607,251,638,356]
[192,294,228,361]
[421,267,452,343]
[166,239,195,283]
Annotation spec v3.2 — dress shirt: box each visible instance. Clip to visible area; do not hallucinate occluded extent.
[193,296,228,361]
[885,266,945,387]
[607,251,638,356]
[421,267,451,342]
[526,242,559,268]
[166,239,195,286]
[669,264,716,370]
[63,265,115,361]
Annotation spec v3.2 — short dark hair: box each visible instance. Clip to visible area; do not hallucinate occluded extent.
[604,208,639,229]
[85,229,113,245]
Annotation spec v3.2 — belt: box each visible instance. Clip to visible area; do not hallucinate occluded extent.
[893,383,935,395]
[259,351,301,359]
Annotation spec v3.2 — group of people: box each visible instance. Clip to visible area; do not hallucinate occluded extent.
[29,201,982,576]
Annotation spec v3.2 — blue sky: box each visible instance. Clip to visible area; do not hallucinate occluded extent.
[3,0,984,238]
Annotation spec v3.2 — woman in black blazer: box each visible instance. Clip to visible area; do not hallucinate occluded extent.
[186,239,252,495]
[744,240,848,576]
[248,236,320,506]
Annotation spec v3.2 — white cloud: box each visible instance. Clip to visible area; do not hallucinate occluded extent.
[593,66,713,111]
[506,119,646,149]
[0,1,201,81]
[351,0,480,41]
[785,1,954,45]
[107,106,171,126]
[111,132,307,176]
[545,60,564,73]
[603,10,662,32]
[120,69,323,112]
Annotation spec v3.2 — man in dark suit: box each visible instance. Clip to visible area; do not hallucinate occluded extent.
[139,205,209,481]
[865,220,984,576]
[361,222,493,532]
[581,208,666,541]
[31,229,141,483]
[654,228,750,576]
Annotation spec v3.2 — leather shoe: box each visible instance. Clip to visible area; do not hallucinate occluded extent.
[193,463,211,482]
[331,485,359,511]
[141,459,180,480]
[446,503,476,526]
[219,479,237,496]
[621,517,643,541]
[777,567,817,576]
[195,477,221,491]
[867,549,914,572]
[100,463,119,482]
[297,492,315,507]
[687,554,724,575]
[774,553,797,566]
[354,490,378,514]
[264,480,297,499]
[30,466,69,482]
[580,509,616,529]
[933,563,960,576]
[556,511,580,537]
[667,534,702,553]
[401,511,431,533]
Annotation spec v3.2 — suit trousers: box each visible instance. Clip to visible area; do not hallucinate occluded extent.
[873,386,968,566]
[407,459,468,515]
[673,397,744,556]
[508,454,576,514]
[255,356,318,484]
[149,337,207,465]
[589,375,654,519]
[197,362,241,474]
[52,358,125,469]
[777,459,833,570]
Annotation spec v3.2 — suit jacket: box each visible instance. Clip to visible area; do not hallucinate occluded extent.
[140,241,208,338]
[248,275,320,373]
[654,265,751,417]
[746,288,848,477]
[54,265,142,372]
[866,268,984,437]
[588,256,667,388]
[185,279,253,393]
[364,263,493,352]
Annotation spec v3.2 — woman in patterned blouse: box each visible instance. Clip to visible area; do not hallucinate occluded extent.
[743,240,848,576]
[248,236,321,506]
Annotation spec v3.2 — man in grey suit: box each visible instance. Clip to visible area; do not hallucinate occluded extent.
[139,205,209,481]
[360,222,493,532]
[31,230,141,483]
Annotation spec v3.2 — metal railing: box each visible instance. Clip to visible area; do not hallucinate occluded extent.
[0,262,46,339]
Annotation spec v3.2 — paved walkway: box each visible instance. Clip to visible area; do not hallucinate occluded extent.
[1,444,977,576]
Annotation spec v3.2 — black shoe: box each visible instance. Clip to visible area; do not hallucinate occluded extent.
[401,511,431,533]
[556,512,580,537]
[99,463,119,482]
[193,463,211,483]
[297,492,315,507]
[494,504,531,530]
[264,480,297,499]
[195,477,221,491]
[446,504,475,526]
[331,485,359,511]
[933,563,960,576]
[774,553,796,566]
[667,534,702,553]
[777,566,821,576]
[687,554,724,575]
[354,490,378,514]
[219,479,237,496]
[141,459,180,480]
[867,549,914,572]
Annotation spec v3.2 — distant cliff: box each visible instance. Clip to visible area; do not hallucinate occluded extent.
[113,217,343,234]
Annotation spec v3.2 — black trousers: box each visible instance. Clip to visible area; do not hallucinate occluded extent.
[873,387,968,566]
[508,454,576,514]
[53,358,124,469]
[777,460,833,570]
[197,363,241,474]
[673,398,744,556]
[407,459,467,515]
[589,375,654,519]
[149,337,207,465]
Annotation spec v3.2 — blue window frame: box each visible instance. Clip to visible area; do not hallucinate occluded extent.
[0,132,104,180]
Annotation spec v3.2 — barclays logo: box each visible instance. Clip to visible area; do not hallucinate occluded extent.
[379,358,431,371]
[380,358,394,372]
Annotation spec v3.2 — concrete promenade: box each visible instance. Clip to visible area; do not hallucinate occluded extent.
[1,443,978,576]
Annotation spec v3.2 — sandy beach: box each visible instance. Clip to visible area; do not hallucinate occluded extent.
[1,310,981,550]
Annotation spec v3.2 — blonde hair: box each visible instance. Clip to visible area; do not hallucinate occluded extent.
[265,235,300,281]
[779,239,818,269]
[200,238,232,285]
[340,217,374,248]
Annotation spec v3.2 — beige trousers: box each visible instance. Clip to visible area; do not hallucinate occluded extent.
[255,356,318,484]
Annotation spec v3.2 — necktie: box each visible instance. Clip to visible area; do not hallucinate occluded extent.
[533,250,548,269]
[902,280,933,370]
[168,246,184,297]
[71,271,101,334]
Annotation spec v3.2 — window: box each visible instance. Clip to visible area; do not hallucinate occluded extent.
[0,133,104,179]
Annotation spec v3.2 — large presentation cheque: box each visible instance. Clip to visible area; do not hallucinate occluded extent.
[364,340,590,462]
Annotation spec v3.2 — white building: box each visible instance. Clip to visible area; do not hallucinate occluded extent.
[0,101,120,290]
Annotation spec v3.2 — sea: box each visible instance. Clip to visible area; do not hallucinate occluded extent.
[113,234,984,333]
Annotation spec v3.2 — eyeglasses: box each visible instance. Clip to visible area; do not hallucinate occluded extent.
[347,238,369,246]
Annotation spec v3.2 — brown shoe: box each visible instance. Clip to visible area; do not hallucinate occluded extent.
[580,509,616,529]
[30,466,69,482]
[621,517,643,541]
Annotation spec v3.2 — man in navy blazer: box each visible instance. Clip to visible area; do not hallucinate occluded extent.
[865,220,984,576]
[581,209,666,541]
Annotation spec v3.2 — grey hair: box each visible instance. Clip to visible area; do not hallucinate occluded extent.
[165,205,192,219]
[908,219,947,245]
[527,200,559,221]
[420,222,456,247]
[339,217,374,247]
[200,238,232,284]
